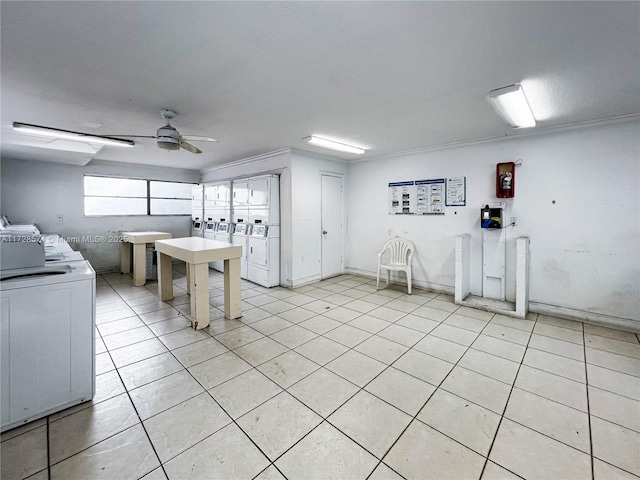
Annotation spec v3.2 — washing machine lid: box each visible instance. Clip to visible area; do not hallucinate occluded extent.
[0,260,95,289]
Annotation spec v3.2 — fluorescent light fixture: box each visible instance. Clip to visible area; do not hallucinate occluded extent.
[13,122,135,147]
[489,84,536,128]
[304,135,366,154]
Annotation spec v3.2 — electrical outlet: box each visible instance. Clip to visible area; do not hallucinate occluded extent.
[56,214,63,222]
[510,216,517,225]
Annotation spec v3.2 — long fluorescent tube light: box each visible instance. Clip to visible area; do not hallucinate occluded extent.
[304,135,366,154]
[488,84,536,128]
[13,122,135,147]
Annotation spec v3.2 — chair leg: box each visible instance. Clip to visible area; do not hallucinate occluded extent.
[376,268,380,291]
[386,270,390,287]
[407,268,412,295]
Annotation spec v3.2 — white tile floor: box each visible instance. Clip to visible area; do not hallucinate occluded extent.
[2,267,640,480]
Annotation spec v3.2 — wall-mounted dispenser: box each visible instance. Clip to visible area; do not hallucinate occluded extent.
[496,162,515,198]
[481,204,503,229]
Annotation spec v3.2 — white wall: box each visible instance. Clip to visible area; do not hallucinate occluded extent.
[0,157,200,272]
[346,123,640,324]
[290,151,348,286]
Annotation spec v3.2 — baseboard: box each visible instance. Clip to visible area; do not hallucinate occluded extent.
[344,267,455,295]
[529,302,640,334]
[290,274,322,289]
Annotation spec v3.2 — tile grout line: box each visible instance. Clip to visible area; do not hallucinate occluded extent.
[364,309,502,479]
[46,416,51,480]
[89,273,636,479]
[100,275,171,479]
[583,323,595,480]
[477,314,538,480]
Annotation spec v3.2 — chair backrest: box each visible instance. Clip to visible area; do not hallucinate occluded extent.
[381,237,415,265]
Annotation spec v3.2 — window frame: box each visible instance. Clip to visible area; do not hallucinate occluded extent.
[83,175,196,217]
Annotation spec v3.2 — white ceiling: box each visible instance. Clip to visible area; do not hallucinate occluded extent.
[1,1,638,171]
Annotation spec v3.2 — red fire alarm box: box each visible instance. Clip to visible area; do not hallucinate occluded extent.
[496,162,515,198]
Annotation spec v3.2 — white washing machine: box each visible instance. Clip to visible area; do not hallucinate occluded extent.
[232,223,251,279]
[1,259,96,432]
[247,224,280,287]
[203,220,217,269]
[209,222,232,272]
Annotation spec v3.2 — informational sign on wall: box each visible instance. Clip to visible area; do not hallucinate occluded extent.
[416,179,445,214]
[389,176,466,214]
[446,176,466,206]
[388,181,416,214]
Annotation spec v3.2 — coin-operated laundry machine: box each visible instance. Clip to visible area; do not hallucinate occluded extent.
[247,224,280,287]
[231,178,250,225]
[232,223,252,279]
[203,220,218,243]
[192,185,204,237]
[205,182,231,223]
[209,222,232,272]
[0,237,96,432]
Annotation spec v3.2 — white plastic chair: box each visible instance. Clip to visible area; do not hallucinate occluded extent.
[376,237,415,294]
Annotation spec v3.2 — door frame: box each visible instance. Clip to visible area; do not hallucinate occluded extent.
[320,172,345,279]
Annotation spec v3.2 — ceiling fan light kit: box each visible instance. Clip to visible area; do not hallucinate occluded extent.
[156,124,181,151]
[489,83,537,128]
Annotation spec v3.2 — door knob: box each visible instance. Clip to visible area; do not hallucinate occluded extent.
[322,230,328,234]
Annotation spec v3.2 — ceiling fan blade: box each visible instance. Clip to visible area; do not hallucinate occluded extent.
[181,135,218,143]
[102,135,157,139]
[179,140,202,154]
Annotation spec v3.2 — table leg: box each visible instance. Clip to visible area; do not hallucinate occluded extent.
[190,263,210,330]
[120,242,132,274]
[158,252,174,301]
[132,243,147,286]
[186,263,191,295]
[223,258,242,320]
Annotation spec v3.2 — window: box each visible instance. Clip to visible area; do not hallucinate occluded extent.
[84,176,195,216]
[150,181,192,215]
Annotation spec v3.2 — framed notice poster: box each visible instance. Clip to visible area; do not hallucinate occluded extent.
[415,179,445,214]
[446,176,466,206]
[388,181,416,214]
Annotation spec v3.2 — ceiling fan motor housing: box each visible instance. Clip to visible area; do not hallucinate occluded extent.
[157,125,180,151]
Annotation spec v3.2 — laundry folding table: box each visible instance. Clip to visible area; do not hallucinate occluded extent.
[155,236,242,330]
[120,231,172,286]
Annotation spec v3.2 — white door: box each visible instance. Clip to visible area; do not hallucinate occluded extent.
[321,174,344,279]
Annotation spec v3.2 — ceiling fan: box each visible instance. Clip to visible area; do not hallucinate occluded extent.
[113,110,218,154]
[12,109,217,154]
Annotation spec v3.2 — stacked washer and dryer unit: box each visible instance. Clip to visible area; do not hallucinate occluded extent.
[191,185,205,237]
[244,175,280,288]
[198,175,280,288]
[203,182,232,272]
